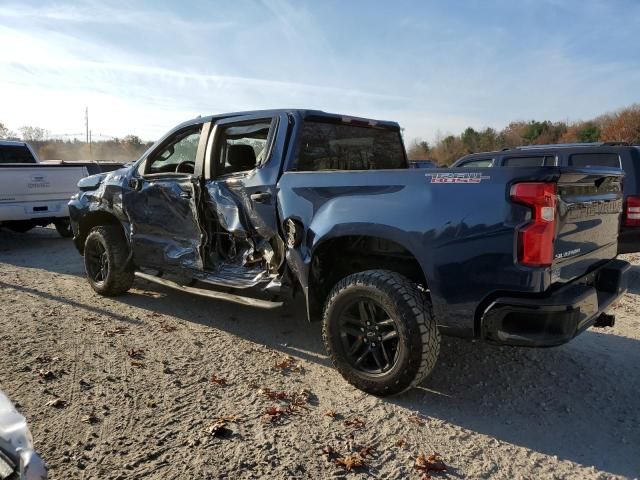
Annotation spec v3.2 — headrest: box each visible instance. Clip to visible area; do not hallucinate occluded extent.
[227,144,256,171]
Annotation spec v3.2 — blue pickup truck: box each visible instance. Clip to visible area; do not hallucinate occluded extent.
[68,110,630,396]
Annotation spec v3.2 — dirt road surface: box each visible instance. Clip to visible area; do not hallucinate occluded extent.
[0,227,638,479]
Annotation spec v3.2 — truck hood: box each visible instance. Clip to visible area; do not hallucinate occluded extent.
[77,172,108,191]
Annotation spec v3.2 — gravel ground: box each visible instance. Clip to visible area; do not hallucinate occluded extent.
[0,227,638,479]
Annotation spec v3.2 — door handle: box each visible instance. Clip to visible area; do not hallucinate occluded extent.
[179,191,191,199]
[250,192,271,203]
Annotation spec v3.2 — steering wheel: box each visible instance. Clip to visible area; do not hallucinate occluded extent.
[175,160,195,173]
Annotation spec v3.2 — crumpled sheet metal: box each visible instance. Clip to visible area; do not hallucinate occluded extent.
[127,179,204,270]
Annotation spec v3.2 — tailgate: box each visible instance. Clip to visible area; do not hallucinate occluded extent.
[553,167,624,282]
[0,165,88,203]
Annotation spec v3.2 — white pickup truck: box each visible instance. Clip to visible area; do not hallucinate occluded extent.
[0,140,121,237]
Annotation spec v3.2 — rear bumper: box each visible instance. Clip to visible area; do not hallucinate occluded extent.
[481,259,630,347]
[0,200,69,222]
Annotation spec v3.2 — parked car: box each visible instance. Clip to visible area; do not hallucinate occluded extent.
[452,142,640,253]
[0,140,122,237]
[0,390,47,479]
[69,110,629,396]
[409,159,437,168]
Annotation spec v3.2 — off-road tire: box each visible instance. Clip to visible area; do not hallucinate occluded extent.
[322,270,440,396]
[53,218,73,238]
[83,225,134,296]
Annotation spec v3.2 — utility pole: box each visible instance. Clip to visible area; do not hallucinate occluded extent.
[89,129,92,160]
[85,106,89,143]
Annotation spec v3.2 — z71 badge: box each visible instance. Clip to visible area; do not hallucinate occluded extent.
[426,172,490,184]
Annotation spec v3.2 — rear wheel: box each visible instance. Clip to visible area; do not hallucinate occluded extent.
[84,225,134,296]
[53,218,73,238]
[322,270,440,396]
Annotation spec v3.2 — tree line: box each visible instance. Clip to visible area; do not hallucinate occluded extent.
[3,103,640,164]
[408,103,640,165]
[0,123,152,162]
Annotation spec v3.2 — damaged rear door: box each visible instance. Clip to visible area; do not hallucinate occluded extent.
[124,123,210,271]
[200,113,289,281]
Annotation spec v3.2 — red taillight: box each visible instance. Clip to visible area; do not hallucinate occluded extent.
[624,196,640,227]
[510,182,557,267]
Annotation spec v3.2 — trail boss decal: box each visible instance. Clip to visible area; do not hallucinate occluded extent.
[426,172,490,184]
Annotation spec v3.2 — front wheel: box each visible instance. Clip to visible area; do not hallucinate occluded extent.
[83,225,134,296]
[322,270,440,396]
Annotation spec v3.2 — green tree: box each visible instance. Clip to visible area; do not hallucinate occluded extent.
[576,122,600,142]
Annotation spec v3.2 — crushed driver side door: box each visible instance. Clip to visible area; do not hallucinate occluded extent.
[124,122,211,272]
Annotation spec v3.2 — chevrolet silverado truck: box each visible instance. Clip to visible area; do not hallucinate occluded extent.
[0,140,121,237]
[453,142,640,253]
[68,110,630,396]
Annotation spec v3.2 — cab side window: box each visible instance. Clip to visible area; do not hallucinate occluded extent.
[503,155,556,167]
[460,158,493,168]
[214,120,274,176]
[145,127,202,175]
[569,153,621,168]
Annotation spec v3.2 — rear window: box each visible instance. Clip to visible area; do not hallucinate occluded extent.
[0,145,36,164]
[296,121,406,171]
[569,153,621,168]
[503,155,556,167]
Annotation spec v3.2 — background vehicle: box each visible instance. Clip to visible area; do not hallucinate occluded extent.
[409,159,437,168]
[0,390,47,479]
[453,142,640,253]
[0,140,121,237]
[69,110,629,396]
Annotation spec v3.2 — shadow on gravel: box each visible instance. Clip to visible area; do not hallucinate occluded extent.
[627,265,640,294]
[0,227,83,277]
[123,280,329,368]
[114,278,640,477]
[395,333,640,477]
[0,280,144,327]
[4,228,638,476]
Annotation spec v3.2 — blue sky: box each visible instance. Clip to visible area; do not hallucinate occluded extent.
[1,0,639,143]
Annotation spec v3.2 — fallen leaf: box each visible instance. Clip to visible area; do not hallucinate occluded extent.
[334,454,365,471]
[273,355,303,373]
[414,452,447,472]
[37,369,56,381]
[408,413,427,425]
[395,438,406,448]
[159,320,177,333]
[130,360,145,368]
[210,374,228,386]
[206,420,232,437]
[344,417,366,429]
[46,398,67,408]
[324,409,338,418]
[262,405,286,422]
[259,388,287,401]
[127,348,145,360]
